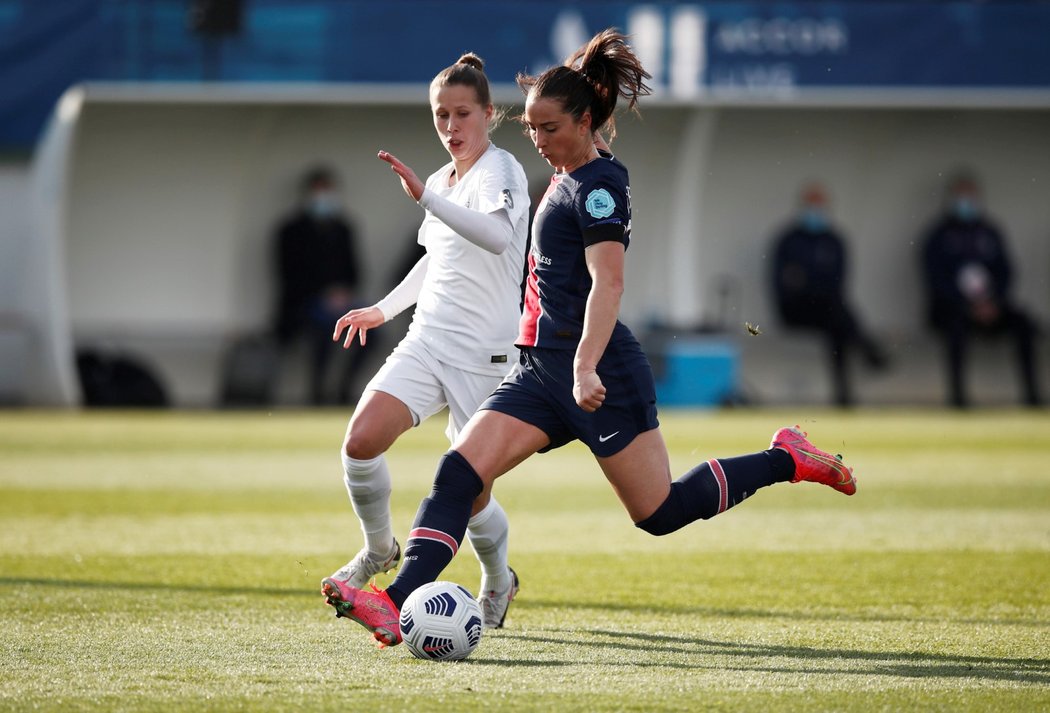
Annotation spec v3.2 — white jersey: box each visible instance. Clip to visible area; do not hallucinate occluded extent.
[409,143,529,376]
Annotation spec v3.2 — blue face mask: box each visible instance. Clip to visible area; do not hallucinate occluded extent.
[308,191,339,219]
[953,197,979,222]
[801,208,827,233]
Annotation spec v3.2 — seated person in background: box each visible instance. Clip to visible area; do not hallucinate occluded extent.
[771,181,888,407]
[921,171,1041,408]
[274,166,367,404]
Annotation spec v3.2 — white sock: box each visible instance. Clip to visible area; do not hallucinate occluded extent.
[341,451,395,557]
[466,496,511,595]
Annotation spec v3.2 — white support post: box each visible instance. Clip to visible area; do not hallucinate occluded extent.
[25,87,84,406]
[666,107,719,328]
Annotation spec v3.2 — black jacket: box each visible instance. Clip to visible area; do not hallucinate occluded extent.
[274,211,361,342]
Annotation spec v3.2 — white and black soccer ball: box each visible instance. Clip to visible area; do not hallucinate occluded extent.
[399,581,483,661]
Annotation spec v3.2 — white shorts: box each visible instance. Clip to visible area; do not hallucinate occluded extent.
[364,333,509,443]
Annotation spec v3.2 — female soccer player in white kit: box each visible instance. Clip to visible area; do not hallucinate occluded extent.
[325,53,529,628]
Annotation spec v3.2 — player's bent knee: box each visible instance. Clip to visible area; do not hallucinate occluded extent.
[634,495,681,536]
[635,515,676,536]
[634,482,713,536]
[343,431,386,461]
[431,450,484,501]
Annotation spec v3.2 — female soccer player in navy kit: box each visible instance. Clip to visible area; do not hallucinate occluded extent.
[323,30,857,648]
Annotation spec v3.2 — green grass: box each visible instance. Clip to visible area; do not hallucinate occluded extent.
[1,408,1048,712]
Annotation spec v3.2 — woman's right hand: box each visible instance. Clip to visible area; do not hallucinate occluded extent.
[332,306,385,349]
[378,150,425,202]
[573,368,607,413]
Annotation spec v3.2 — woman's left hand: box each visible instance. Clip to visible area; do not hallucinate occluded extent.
[573,368,606,412]
[378,150,424,201]
[332,306,384,349]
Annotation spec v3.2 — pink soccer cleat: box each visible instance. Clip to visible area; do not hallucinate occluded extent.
[771,425,856,496]
[321,577,401,647]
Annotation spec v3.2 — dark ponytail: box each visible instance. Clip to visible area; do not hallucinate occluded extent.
[517,29,651,139]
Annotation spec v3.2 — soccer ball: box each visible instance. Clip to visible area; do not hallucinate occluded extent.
[399,581,483,661]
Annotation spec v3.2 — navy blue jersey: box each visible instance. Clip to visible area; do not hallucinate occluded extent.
[517,153,632,349]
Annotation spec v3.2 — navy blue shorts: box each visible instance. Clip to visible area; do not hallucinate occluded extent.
[479,340,659,458]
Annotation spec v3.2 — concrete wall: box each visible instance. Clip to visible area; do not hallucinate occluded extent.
[66,102,450,334]
[20,95,1050,405]
[66,102,1050,327]
[692,107,1050,335]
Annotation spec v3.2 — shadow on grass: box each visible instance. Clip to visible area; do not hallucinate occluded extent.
[0,576,311,598]
[481,629,1050,684]
[510,597,1050,629]
[4,577,1045,630]
[6,576,1047,686]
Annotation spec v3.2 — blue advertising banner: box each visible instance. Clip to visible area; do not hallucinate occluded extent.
[2,1,1049,149]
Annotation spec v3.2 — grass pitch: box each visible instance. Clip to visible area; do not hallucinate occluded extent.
[1,408,1048,712]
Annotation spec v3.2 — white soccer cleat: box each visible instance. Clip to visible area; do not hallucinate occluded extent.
[329,539,401,589]
[478,567,519,629]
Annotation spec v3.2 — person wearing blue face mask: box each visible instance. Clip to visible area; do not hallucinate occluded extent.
[771,182,889,406]
[273,166,368,405]
[921,172,1041,408]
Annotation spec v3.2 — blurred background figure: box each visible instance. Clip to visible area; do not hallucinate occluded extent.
[920,171,1042,408]
[771,181,888,407]
[273,165,367,405]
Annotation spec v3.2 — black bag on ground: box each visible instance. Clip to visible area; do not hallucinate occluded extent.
[76,349,169,407]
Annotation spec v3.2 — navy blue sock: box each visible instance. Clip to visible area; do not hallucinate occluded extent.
[386,450,483,609]
[636,449,793,536]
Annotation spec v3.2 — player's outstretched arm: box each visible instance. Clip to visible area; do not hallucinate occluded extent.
[373,253,429,323]
[333,252,429,350]
[417,189,515,255]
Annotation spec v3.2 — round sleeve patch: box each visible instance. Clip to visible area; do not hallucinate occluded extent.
[585,188,616,219]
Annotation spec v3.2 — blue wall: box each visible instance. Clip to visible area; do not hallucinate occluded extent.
[2,0,1049,148]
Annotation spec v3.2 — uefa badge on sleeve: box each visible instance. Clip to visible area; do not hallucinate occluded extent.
[585,188,615,219]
